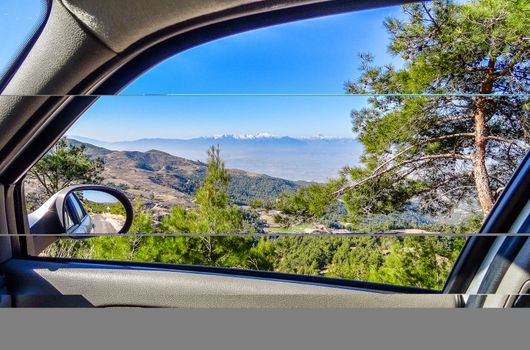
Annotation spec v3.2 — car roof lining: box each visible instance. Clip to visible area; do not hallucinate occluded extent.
[60,0,266,53]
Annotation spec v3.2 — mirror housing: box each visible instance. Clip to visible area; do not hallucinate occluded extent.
[28,184,133,236]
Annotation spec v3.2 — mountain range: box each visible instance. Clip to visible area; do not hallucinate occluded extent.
[69,134,363,182]
[62,139,305,211]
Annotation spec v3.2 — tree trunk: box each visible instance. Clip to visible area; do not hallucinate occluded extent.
[472,96,495,218]
[471,59,497,219]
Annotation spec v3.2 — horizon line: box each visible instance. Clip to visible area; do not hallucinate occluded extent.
[66,134,359,143]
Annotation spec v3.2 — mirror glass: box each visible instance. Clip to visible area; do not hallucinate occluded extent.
[64,190,126,234]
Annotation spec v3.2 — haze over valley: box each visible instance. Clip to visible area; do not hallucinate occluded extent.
[69,134,362,182]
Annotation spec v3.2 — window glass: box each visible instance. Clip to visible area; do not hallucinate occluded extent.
[70,195,86,222]
[24,0,530,290]
[64,206,76,230]
[0,0,48,83]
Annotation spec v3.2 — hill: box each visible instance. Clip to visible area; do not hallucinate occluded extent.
[69,134,362,182]
[66,139,302,211]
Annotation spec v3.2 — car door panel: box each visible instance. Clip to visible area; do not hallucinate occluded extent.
[1,258,462,308]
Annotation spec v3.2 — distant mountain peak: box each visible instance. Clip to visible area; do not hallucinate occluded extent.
[302,133,340,140]
[212,133,278,140]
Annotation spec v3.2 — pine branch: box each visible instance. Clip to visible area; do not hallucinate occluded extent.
[486,136,529,150]
[364,133,475,178]
[335,153,472,196]
[437,114,474,125]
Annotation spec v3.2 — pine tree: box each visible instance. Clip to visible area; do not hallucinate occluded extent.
[29,138,104,196]
[335,0,530,221]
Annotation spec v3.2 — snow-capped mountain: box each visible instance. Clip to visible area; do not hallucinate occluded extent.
[69,134,362,182]
[212,133,278,139]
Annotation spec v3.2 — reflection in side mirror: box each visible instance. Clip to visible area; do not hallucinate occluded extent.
[65,190,127,234]
[28,184,133,236]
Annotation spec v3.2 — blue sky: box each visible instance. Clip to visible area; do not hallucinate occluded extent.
[120,5,404,95]
[82,190,119,204]
[70,95,370,140]
[1,1,405,141]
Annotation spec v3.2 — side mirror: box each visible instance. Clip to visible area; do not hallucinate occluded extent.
[28,185,133,236]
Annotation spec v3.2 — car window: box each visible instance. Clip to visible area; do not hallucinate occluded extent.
[0,0,48,85]
[69,195,86,222]
[64,204,76,230]
[24,1,530,290]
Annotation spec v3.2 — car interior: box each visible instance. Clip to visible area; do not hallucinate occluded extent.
[0,0,529,308]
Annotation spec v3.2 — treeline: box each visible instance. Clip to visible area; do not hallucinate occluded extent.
[47,234,464,290]
[80,198,125,216]
[228,175,299,206]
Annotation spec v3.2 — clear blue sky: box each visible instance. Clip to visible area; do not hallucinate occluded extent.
[120,5,404,95]
[1,1,405,141]
[82,190,119,204]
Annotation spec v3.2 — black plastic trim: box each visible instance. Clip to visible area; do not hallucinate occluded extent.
[442,236,496,293]
[5,185,22,257]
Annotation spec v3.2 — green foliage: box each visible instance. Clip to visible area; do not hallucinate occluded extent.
[228,175,298,205]
[265,235,465,289]
[79,146,265,267]
[272,236,344,275]
[276,181,340,219]
[80,198,125,216]
[135,146,263,267]
[250,199,264,209]
[325,235,466,289]
[43,233,464,290]
[377,236,466,289]
[272,212,290,227]
[342,171,426,225]
[129,198,154,234]
[326,237,387,282]
[29,138,104,196]
[40,238,93,259]
[248,238,276,271]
